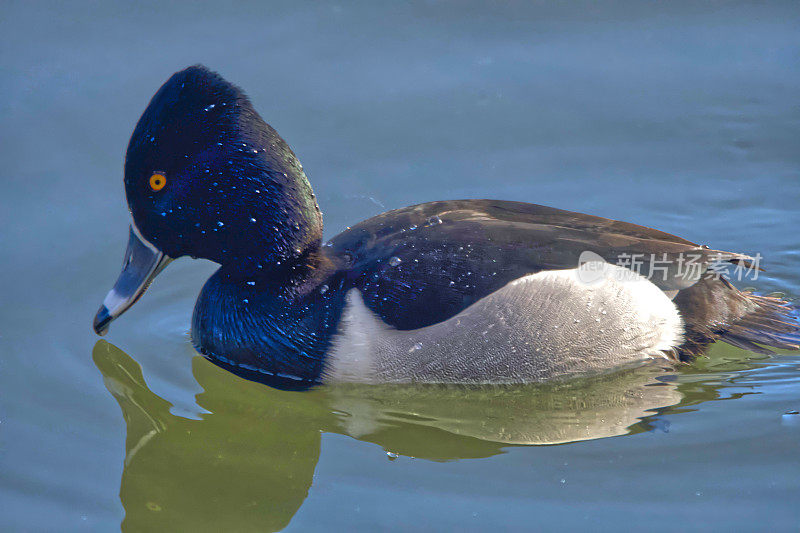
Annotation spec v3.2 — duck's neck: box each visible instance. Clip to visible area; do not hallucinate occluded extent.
[189,119,340,387]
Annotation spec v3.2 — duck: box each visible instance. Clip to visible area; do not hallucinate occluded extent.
[93,65,800,390]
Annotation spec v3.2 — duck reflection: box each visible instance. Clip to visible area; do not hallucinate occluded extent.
[93,340,683,531]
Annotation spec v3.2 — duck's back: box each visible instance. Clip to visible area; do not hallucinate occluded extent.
[328,200,727,329]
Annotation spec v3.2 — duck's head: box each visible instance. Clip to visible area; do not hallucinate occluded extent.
[93,65,322,335]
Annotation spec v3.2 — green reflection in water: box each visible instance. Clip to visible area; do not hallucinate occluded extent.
[94,340,760,531]
[94,341,325,531]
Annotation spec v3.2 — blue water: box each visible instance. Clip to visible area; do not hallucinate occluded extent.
[1,2,799,531]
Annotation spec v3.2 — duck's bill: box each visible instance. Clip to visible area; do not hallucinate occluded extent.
[93,225,172,336]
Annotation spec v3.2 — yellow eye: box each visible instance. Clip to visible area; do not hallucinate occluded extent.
[149,173,167,191]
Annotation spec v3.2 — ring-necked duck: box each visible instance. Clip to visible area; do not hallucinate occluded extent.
[93,65,799,390]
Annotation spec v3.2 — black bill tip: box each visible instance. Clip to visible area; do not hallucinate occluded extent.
[93,305,112,336]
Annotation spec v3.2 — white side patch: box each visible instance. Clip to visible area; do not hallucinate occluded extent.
[324,263,684,384]
[323,291,387,383]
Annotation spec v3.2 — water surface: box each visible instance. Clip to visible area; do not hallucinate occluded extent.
[1,1,799,531]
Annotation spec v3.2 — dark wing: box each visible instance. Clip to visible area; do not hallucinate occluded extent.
[326,200,752,330]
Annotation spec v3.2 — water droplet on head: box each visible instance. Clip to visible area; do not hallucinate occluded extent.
[204,104,216,111]
[319,284,329,295]
[250,217,257,223]
[217,221,224,227]
[388,256,402,267]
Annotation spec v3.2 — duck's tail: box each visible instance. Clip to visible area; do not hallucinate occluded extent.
[673,276,800,360]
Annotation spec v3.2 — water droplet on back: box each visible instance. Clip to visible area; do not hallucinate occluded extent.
[408,342,423,353]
